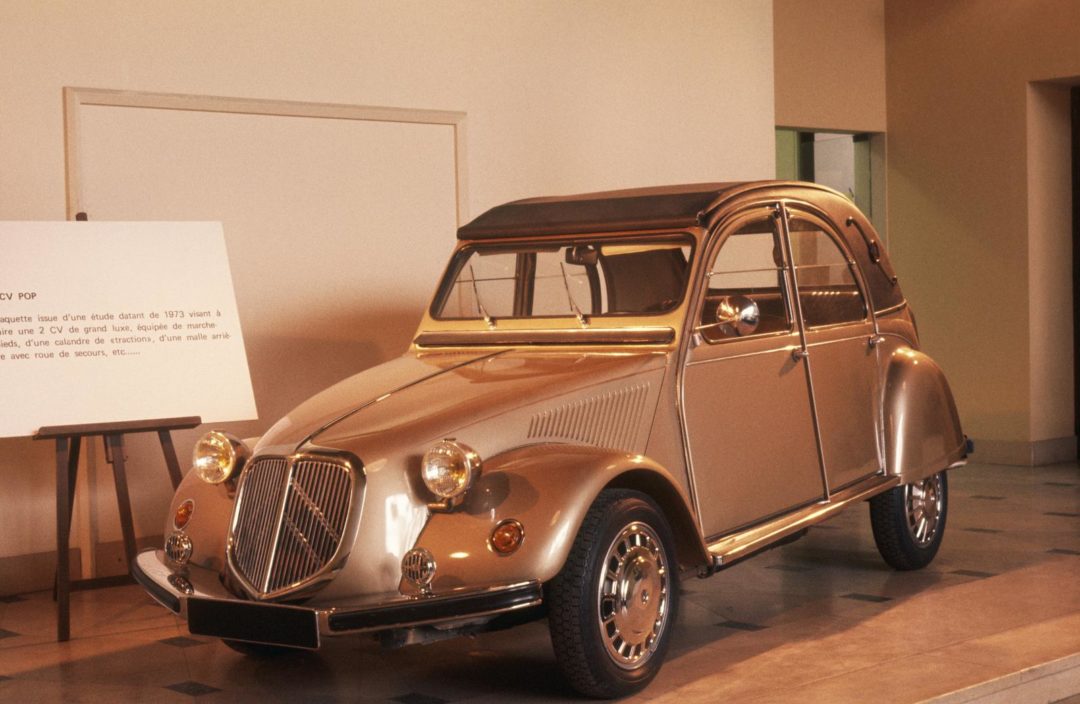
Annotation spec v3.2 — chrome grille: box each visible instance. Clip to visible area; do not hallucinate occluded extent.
[229,455,354,597]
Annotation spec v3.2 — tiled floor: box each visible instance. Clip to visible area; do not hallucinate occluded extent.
[1,461,1077,703]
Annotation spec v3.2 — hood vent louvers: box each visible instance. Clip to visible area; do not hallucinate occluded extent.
[527,382,650,450]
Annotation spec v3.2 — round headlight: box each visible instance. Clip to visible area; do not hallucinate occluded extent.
[192,431,248,484]
[421,440,481,499]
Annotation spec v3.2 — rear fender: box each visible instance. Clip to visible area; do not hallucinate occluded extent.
[408,444,705,595]
[882,347,966,483]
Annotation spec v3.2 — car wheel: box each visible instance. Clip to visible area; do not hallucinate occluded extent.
[221,639,301,657]
[869,471,948,570]
[547,489,679,699]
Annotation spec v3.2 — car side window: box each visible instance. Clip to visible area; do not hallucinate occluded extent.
[788,218,868,327]
[700,217,792,343]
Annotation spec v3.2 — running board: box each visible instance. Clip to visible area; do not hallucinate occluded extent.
[706,474,900,570]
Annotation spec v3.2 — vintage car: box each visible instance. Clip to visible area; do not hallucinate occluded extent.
[133,181,967,699]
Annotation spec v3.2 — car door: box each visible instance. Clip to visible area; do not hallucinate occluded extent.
[784,209,883,491]
[681,206,826,539]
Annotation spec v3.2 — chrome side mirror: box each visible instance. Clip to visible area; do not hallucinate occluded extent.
[714,295,759,337]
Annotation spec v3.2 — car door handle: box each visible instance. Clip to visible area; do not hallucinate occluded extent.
[791,348,809,362]
[868,334,885,348]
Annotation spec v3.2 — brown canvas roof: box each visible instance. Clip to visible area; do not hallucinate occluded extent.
[457,182,750,239]
[456,180,905,312]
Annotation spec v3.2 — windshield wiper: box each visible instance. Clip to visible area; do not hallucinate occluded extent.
[558,262,588,328]
[468,264,496,329]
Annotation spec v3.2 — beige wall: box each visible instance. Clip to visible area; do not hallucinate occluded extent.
[0,1,776,584]
[773,0,886,132]
[885,1,1080,464]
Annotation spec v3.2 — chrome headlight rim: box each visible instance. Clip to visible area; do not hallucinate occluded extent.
[420,439,481,501]
[192,430,250,485]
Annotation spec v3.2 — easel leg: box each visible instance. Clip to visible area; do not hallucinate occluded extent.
[55,435,80,642]
[106,435,138,568]
[157,429,184,490]
[65,439,80,543]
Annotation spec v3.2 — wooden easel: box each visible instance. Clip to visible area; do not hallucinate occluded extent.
[34,416,201,641]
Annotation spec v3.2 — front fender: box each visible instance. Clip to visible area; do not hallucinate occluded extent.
[164,468,235,573]
[883,347,966,483]
[408,444,699,596]
[162,435,264,574]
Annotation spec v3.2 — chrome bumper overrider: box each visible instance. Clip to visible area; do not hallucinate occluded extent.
[132,549,543,650]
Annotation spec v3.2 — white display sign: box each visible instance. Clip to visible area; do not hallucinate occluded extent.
[0,222,257,438]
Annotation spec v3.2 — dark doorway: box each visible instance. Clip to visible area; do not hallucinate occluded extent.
[1073,86,1080,456]
[776,129,874,222]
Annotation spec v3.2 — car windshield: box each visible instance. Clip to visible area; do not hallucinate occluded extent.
[432,236,693,322]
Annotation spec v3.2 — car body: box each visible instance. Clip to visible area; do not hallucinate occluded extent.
[133,181,967,698]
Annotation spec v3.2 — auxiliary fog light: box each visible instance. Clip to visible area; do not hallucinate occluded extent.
[490,519,525,555]
[401,547,437,593]
[164,531,193,568]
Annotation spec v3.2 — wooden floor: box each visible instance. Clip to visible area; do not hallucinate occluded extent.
[0,461,1077,703]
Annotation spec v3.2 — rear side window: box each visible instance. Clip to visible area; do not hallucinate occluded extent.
[787,219,867,328]
[842,210,904,312]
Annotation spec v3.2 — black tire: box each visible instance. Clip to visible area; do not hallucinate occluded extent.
[547,490,679,699]
[222,639,302,657]
[869,471,948,570]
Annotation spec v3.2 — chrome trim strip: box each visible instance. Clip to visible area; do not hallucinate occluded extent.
[684,341,804,367]
[875,300,910,317]
[691,330,876,371]
[324,581,543,633]
[688,327,793,349]
[414,327,675,347]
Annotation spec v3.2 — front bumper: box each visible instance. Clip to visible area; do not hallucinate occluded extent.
[132,549,543,649]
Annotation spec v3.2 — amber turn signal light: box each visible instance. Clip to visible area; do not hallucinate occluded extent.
[490,519,524,555]
[174,499,194,530]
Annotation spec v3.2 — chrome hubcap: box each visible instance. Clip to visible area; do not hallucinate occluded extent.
[905,474,944,547]
[597,522,669,670]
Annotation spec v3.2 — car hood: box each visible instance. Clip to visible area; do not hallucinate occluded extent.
[256,350,666,453]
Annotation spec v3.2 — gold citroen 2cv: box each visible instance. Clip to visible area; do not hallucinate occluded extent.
[134,181,967,698]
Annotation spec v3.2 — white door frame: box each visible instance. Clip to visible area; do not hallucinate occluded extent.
[62,86,468,224]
